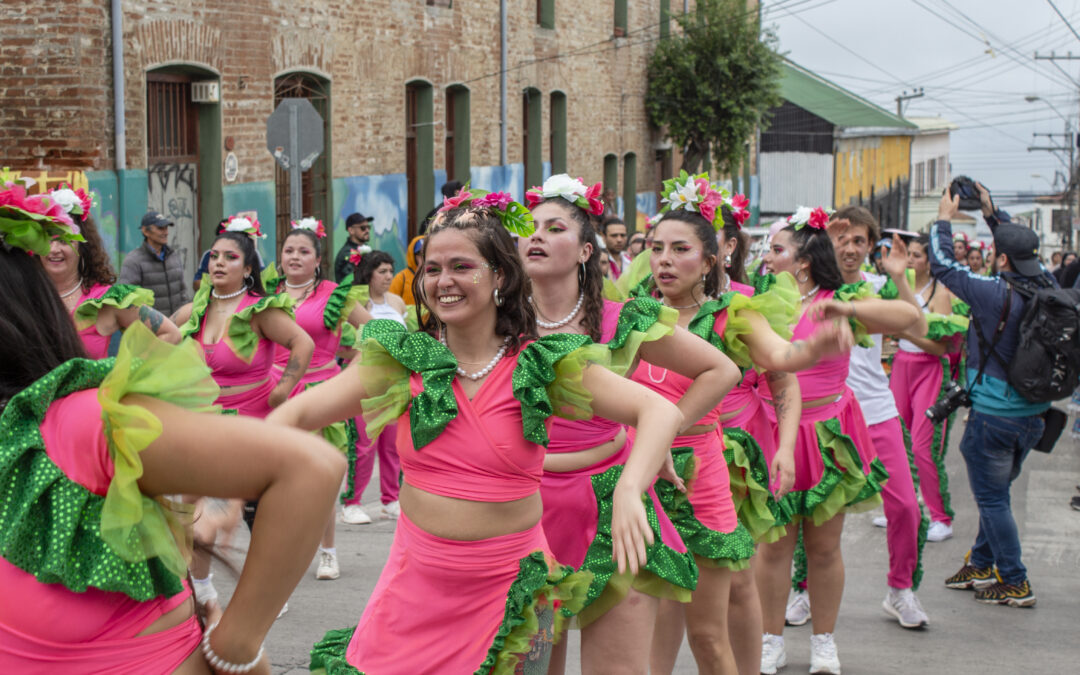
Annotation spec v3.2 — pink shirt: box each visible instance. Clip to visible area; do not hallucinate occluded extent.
[197,293,276,388]
[72,284,114,360]
[273,281,343,370]
[758,288,849,402]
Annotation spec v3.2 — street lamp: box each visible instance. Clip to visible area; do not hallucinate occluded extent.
[1024,95,1071,128]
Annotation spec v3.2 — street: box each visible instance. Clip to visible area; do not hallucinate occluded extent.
[213,423,1080,674]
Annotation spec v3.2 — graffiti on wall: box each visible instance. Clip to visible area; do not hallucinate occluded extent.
[147,163,197,283]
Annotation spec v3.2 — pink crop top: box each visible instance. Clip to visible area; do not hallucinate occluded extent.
[546,300,624,455]
[274,282,341,370]
[758,288,849,402]
[395,349,546,502]
[197,294,275,387]
[73,284,114,360]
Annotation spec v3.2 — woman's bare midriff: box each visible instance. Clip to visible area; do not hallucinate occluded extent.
[542,429,626,473]
[763,392,842,410]
[680,422,718,436]
[716,402,749,423]
[400,482,542,541]
[217,377,270,396]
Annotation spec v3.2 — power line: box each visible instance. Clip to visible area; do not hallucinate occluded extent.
[1046,0,1080,44]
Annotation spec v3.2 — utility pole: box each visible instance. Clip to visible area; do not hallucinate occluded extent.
[1034,51,1080,249]
[1029,129,1076,250]
[895,88,924,118]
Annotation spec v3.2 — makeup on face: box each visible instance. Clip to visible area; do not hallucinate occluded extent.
[763,230,796,275]
[649,221,709,295]
[421,230,496,323]
[209,240,249,286]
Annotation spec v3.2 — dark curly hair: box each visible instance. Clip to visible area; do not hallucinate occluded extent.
[535,197,606,342]
[782,225,844,291]
[214,232,266,296]
[412,207,536,352]
[278,228,326,289]
[356,250,395,285]
[73,213,118,290]
[656,209,722,297]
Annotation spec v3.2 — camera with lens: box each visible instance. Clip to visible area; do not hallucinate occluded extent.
[949,176,983,211]
[925,380,970,425]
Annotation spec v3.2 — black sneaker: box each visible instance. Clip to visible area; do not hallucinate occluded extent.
[945,562,997,590]
[974,580,1037,607]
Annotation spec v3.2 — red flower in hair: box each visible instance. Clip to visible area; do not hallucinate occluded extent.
[76,188,93,216]
[525,188,544,209]
[440,188,473,212]
[808,207,830,230]
[473,192,513,210]
[583,182,604,215]
[730,194,750,226]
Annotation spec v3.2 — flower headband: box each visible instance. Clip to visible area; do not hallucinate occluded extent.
[658,170,728,231]
[787,205,832,231]
[439,184,535,237]
[291,216,326,238]
[49,185,96,219]
[223,215,266,240]
[348,245,372,265]
[524,174,604,216]
[0,185,84,256]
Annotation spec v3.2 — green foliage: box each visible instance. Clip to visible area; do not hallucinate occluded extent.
[646,0,783,176]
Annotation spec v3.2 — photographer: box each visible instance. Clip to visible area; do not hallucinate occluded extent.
[929,182,1058,608]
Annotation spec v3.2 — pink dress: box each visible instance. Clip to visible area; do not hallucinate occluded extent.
[70,283,154,359]
[540,299,696,625]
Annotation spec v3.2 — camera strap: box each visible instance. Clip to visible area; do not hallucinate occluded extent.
[969,281,1013,389]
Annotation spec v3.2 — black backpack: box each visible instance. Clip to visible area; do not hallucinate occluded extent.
[1005,282,1080,402]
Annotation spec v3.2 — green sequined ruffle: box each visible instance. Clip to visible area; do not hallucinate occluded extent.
[323,283,369,347]
[179,284,295,363]
[722,428,791,543]
[834,281,876,348]
[924,312,969,342]
[613,249,655,300]
[513,334,599,447]
[0,323,219,601]
[654,446,754,570]
[604,297,678,375]
[72,284,154,331]
[308,552,591,675]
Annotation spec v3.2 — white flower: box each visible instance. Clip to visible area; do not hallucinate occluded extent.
[294,216,319,230]
[50,188,82,215]
[541,173,588,202]
[790,206,813,224]
[357,244,372,254]
[663,180,700,212]
[226,217,253,232]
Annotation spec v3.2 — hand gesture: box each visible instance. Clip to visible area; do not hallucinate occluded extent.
[880,234,909,279]
[937,190,960,222]
[610,485,655,575]
[267,385,289,409]
[657,452,686,493]
[975,181,995,217]
[769,450,795,499]
[806,309,854,356]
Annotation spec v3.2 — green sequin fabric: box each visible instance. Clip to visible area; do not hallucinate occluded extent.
[834,281,876,348]
[72,284,155,331]
[653,446,755,570]
[722,427,792,542]
[0,358,184,601]
[603,297,678,376]
[512,333,594,447]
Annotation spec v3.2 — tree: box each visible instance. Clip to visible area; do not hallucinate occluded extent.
[646,0,783,176]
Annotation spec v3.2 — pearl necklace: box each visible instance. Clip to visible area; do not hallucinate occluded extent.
[58,280,83,299]
[212,287,246,300]
[800,284,821,304]
[285,277,315,289]
[440,333,511,381]
[530,293,584,329]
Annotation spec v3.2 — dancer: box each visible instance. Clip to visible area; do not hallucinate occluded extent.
[271,219,372,581]
[523,174,742,674]
[756,206,922,674]
[271,191,688,674]
[42,185,179,356]
[629,176,846,675]
[890,233,967,543]
[0,188,345,673]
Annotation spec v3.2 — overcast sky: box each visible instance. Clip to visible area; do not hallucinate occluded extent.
[765,0,1080,197]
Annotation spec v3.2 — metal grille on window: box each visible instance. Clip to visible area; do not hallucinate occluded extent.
[273,74,330,251]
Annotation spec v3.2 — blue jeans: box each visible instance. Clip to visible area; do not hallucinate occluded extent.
[959,410,1044,584]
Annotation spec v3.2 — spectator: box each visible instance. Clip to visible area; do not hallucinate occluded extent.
[1054,251,1077,286]
[419,181,464,235]
[952,232,969,261]
[966,243,987,274]
[930,185,1058,608]
[1049,250,1063,272]
[627,231,646,258]
[601,215,630,279]
[389,235,425,306]
[334,212,373,282]
[118,211,189,316]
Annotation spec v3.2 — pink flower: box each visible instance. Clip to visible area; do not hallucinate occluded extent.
[525,188,544,209]
[731,194,749,211]
[315,220,326,238]
[474,192,513,210]
[440,188,473,212]
[584,182,604,215]
[76,188,93,217]
[808,207,830,230]
[698,188,723,226]
[694,178,710,196]
[730,194,750,226]
[349,249,363,265]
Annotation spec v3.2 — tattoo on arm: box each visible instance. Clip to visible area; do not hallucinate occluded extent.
[138,305,166,334]
[773,384,789,420]
[280,354,303,385]
[766,370,789,383]
[779,340,806,365]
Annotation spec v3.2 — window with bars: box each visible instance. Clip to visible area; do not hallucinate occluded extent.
[273,73,331,248]
[147,76,197,162]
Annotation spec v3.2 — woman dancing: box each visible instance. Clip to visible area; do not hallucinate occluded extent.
[523,175,741,674]
[42,185,180,356]
[271,191,687,674]
[0,188,344,673]
[756,207,922,674]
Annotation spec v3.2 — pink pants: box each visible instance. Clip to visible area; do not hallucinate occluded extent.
[868,417,924,590]
[890,351,954,525]
[344,422,400,506]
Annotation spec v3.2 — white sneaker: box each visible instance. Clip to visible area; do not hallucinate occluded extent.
[926,521,953,542]
[760,632,787,674]
[276,602,289,620]
[882,587,929,629]
[316,550,340,580]
[872,514,888,528]
[342,504,372,525]
[809,633,841,674]
[785,590,811,626]
[381,501,401,520]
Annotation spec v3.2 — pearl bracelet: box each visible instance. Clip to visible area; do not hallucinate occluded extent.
[201,622,265,674]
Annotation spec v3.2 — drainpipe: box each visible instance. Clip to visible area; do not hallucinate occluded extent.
[499,0,507,168]
[111,0,127,256]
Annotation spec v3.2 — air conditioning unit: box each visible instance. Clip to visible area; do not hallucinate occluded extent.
[192,81,219,104]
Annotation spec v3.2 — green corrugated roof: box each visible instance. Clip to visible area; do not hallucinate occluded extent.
[781,60,917,130]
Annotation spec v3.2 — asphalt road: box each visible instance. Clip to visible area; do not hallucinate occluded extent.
[211,418,1080,674]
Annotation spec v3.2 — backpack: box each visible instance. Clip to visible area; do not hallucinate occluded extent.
[1006,282,1080,402]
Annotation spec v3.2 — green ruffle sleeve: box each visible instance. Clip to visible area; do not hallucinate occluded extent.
[924,312,969,341]
[0,322,219,602]
[614,249,655,300]
[951,297,970,317]
[722,274,801,371]
[604,297,678,376]
[73,284,155,331]
[513,334,602,447]
[179,284,295,363]
[834,281,876,348]
[324,283,369,348]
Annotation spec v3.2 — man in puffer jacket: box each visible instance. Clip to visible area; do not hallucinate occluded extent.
[118,211,190,316]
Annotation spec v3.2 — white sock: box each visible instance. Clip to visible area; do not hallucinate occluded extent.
[319,546,337,556]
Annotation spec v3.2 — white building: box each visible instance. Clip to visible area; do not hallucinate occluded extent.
[907,116,957,233]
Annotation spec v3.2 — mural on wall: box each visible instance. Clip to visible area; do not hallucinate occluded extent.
[634,192,658,231]
[147,163,198,283]
[333,173,409,270]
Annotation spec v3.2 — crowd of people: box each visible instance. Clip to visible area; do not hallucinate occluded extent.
[0,169,1076,675]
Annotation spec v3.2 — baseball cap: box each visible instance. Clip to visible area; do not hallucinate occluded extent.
[346,213,374,227]
[141,211,173,228]
[992,224,1042,277]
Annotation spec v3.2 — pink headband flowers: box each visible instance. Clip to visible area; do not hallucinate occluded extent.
[224,215,266,240]
[348,244,372,265]
[788,206,832,231]
[48,185,96,220]
[0,185,83,256]
[658,171,728,231]
[291,217,326,238]
[439,184,535,237]
[525,174,604,216]
[726,193,751,228]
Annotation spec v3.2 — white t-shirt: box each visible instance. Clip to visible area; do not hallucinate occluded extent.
[844,272,899,425]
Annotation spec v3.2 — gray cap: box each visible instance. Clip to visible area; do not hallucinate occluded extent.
[141,211,174,228]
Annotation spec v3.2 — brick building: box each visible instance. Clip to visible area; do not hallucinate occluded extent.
[1,0,703,277]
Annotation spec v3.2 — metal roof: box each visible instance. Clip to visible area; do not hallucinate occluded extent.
[780,60,918,131]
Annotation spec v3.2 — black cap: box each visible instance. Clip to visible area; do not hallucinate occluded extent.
[346,213,374,227]
[141,211,173,228]
[993,223,1042,277]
